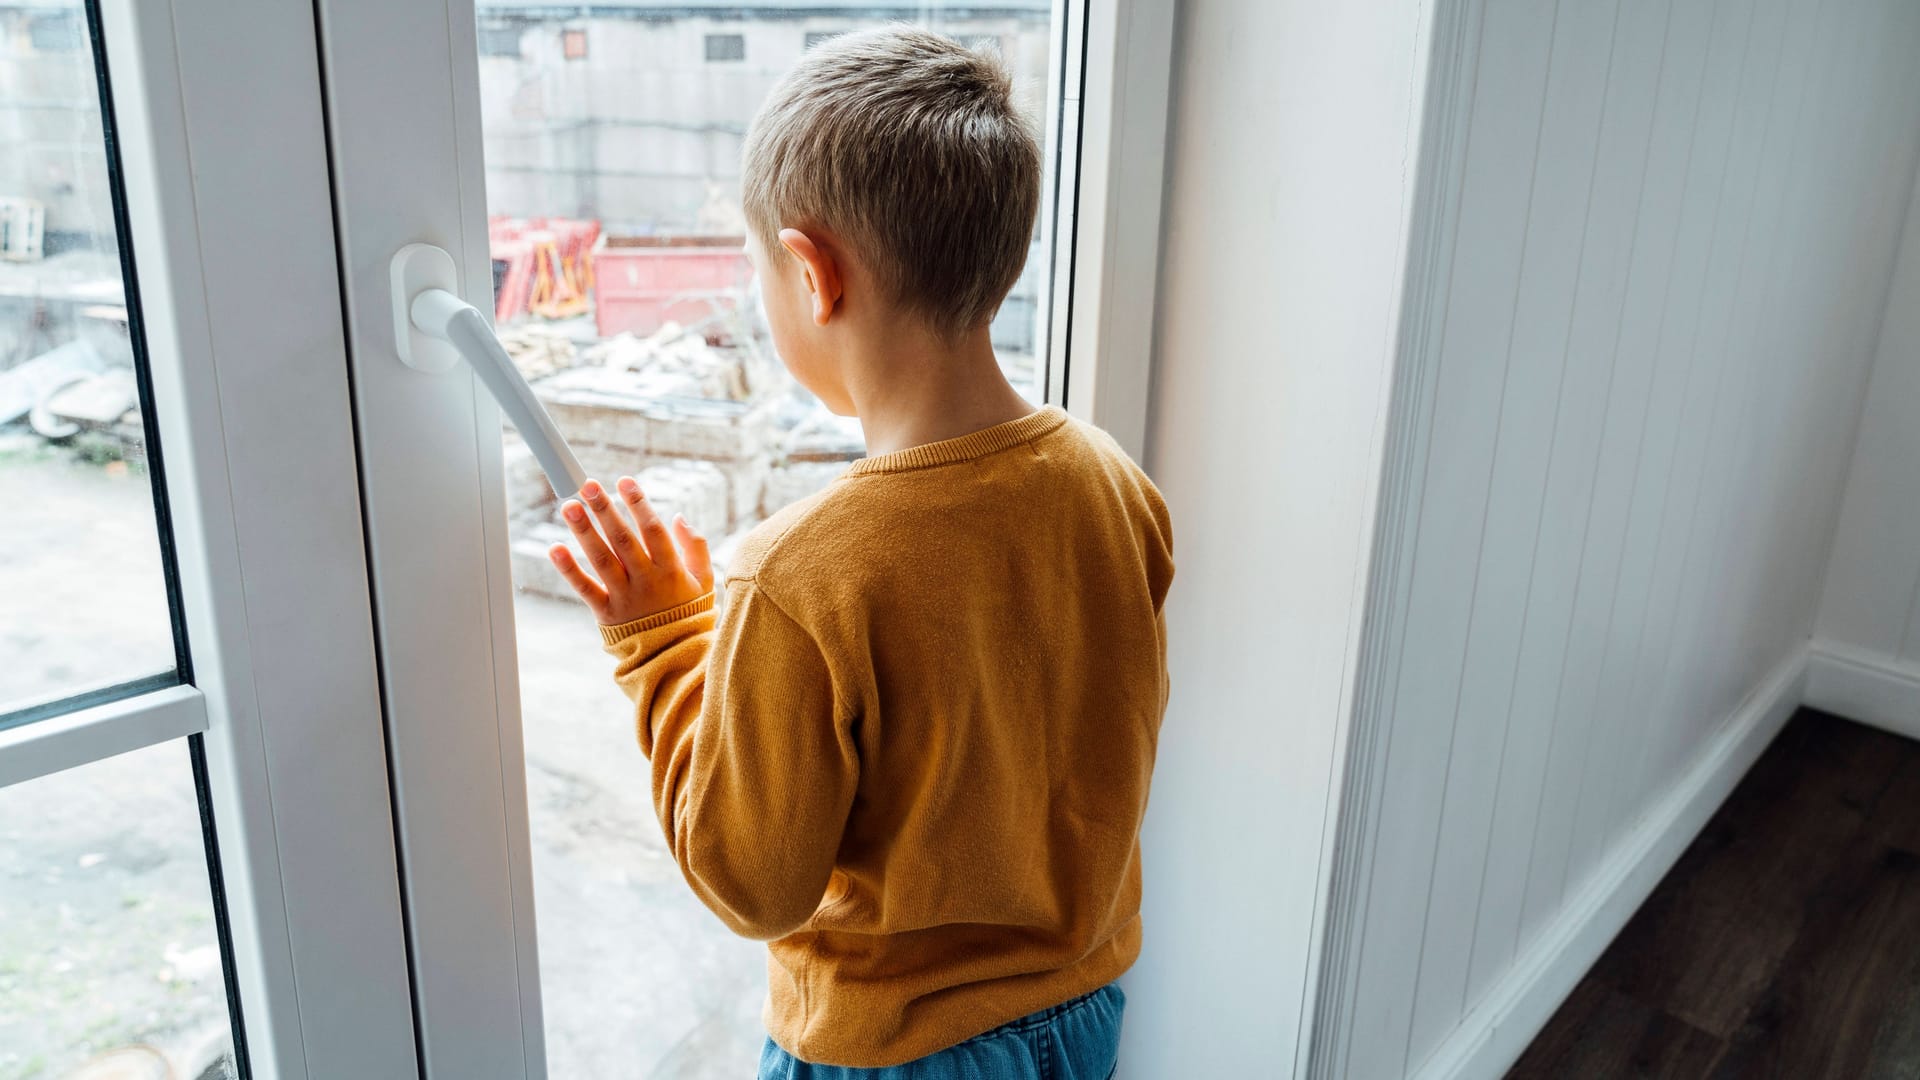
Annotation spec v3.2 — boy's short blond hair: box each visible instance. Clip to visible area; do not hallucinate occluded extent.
[742,26,1041,338]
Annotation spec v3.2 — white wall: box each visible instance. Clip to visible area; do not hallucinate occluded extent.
[1812,171,1920,732]
[1321,0,1920,1076]
[1121,1,1433,1074]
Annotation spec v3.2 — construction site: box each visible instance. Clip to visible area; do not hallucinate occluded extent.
[4,0,1053,601]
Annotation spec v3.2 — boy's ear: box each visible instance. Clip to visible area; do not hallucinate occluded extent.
[777,227,843,327]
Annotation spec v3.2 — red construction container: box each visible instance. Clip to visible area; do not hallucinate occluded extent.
[490,216,601,325]
[593,235,753,339]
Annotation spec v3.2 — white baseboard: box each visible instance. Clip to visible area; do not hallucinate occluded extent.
[1805,640,1920,741]
[1406,648,1809,1080]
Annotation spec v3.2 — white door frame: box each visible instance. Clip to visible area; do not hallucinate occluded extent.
[1058,0,1176,462]
[4,0,425,1076]
[306,0,1174,1073]
[309,1,545,1072]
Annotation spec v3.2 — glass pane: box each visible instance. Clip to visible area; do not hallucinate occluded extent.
[474,4,1068,1074]
[0,3,183,723]
[0,739,238,1080]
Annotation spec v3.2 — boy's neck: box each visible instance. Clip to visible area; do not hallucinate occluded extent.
[845,324,1037,457]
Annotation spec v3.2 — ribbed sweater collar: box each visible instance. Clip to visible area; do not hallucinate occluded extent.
[846,405,1070,476]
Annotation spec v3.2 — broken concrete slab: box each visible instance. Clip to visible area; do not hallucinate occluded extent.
[536,385,777,463]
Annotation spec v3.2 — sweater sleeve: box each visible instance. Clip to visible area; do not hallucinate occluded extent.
[602,579,857,941]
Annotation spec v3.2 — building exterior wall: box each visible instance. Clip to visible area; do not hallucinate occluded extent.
[475,9,1051,230]
[0,7,110,252]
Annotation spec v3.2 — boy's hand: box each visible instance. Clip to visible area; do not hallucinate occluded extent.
[549,477,713,626]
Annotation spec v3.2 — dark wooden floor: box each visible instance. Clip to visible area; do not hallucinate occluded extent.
[1508,708,1920,1080]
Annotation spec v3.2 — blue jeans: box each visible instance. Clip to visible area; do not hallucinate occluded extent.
[757,983,1125,1080]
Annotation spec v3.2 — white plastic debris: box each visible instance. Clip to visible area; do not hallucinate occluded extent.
[0,339,107,425]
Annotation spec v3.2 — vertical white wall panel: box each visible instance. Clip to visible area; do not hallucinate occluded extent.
[1127,1,1432,1074]
[1333,1,1920,1075]
[1525,0,1716,928]
[1563,0,1754,897]
[1627,0,1794,811]
[1463,0,1667,1003]
[1347,1,1561,1069]
[1432,0,1622,1020]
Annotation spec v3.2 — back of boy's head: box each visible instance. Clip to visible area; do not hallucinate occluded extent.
[742,26,1041,339]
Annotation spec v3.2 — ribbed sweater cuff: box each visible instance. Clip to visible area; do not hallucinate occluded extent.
[599,591,715,646]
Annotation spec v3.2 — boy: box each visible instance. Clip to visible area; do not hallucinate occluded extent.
[547,26,1172,1079]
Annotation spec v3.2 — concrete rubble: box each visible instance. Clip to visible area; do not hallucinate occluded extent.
[503,320,864,603]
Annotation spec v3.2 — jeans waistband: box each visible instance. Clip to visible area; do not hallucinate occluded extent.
[982,984,1113,1038]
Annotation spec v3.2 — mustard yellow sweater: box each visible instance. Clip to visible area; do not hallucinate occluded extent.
[601,406,1173,1067]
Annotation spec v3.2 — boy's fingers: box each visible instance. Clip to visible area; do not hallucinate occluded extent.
[579,478,649,570]
[617,477,678,571]
[560,497,624,583]
[547,544,610,617]
[674,514,713,589]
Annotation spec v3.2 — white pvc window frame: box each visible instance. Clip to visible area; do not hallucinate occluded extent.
[1,1,425,1075]
[0,686,206,790]
[1051,0,1175,461]
[309,0,1174,1074]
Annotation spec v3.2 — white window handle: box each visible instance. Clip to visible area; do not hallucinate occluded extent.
[390,242,588,497]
